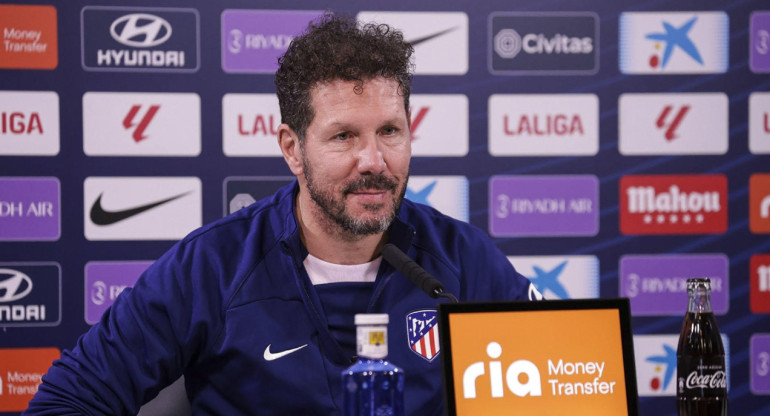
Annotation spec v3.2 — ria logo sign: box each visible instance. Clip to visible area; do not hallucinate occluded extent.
[619,93,728,155]
[489,12,598,75]
[84,177,201,241]
[619,12,728,74]
[83,92,200,156]
[81,6,199,72]
[620,175,728,235]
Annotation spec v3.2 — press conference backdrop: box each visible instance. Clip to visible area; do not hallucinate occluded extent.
[1,0,769,414]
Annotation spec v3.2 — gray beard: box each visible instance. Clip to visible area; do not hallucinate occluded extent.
[302,156,406,237]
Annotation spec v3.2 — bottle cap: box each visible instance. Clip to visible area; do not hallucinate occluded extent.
[687,278,711,290]
[355,313,389,326]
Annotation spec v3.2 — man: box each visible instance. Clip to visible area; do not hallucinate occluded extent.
[25,13,540,415]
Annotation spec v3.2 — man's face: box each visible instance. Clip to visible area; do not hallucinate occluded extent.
[299,77,411,236]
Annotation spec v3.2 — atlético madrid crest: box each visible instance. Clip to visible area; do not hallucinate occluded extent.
[406,309,440,361]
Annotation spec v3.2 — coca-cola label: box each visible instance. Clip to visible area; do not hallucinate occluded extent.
[677,356,727,397]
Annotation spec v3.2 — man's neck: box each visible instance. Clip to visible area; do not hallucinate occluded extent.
[295,191,385,265]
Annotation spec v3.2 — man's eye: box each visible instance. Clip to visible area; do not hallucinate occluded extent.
[334,133,350,140]
[382,127,397,135]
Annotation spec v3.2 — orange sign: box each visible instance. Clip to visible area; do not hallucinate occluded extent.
[750,174,770,233]
[0,5,58,69]
[0,347,59,412]
[447,309,629,415]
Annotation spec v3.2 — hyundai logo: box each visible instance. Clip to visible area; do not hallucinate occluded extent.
[0,268,33,302]
[110,13,172,48]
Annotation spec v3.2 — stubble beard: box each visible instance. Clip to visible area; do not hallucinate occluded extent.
[301,155,407,238]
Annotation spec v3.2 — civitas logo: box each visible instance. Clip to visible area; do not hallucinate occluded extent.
[620,175,728,235]
[110,14,172,47]
[493,28,593,60]
[463,342,616,399]
[0,269,33,302]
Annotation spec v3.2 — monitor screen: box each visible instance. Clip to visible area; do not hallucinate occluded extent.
[438,298,639,416]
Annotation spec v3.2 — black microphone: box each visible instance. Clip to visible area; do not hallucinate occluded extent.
[381,243,458,303]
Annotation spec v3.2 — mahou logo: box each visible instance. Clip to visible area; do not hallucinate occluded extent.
[620,175,727,235]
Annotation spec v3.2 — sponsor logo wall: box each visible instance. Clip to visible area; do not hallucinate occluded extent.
[1,1,769,415]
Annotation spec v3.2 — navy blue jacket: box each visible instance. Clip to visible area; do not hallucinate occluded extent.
[25,181,537,415]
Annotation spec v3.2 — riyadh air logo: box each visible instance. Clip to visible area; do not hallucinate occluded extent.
[750,12,770,73]
[619,93,728,155]
[406,310,440,361]
[409,94,468,157]
[85,261,149,324]
[84,177,202,241]
[110,14,171,47]
[406,176,468,222]
[221,10,321,73]
[508,255,599,299]
[123,105,159,142]
[357,11,468,75]
[619,12,728,74]
[83,92,200,156]
[81,6,199,72]
[0,269,32,302]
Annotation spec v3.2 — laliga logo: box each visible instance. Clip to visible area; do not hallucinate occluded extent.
[0,269,33,302]
[463,342,542,398]
[110,13,172,48]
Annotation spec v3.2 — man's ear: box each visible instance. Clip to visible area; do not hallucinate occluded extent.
[277,123,303,176]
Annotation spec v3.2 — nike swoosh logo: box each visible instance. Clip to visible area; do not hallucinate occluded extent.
[90,191,191,226]
[263,344,308,361]
[407,27,458,47]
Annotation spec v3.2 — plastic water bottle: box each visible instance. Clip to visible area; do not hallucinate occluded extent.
[342,313,405,416]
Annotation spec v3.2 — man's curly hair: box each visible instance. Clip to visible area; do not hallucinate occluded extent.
[275,13,414,142]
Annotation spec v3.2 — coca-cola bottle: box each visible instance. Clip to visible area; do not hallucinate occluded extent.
[676,278,727,415]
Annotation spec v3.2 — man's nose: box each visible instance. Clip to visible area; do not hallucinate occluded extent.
[356,136,387,174]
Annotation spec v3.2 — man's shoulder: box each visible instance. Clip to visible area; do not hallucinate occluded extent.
[183,181,297,246]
